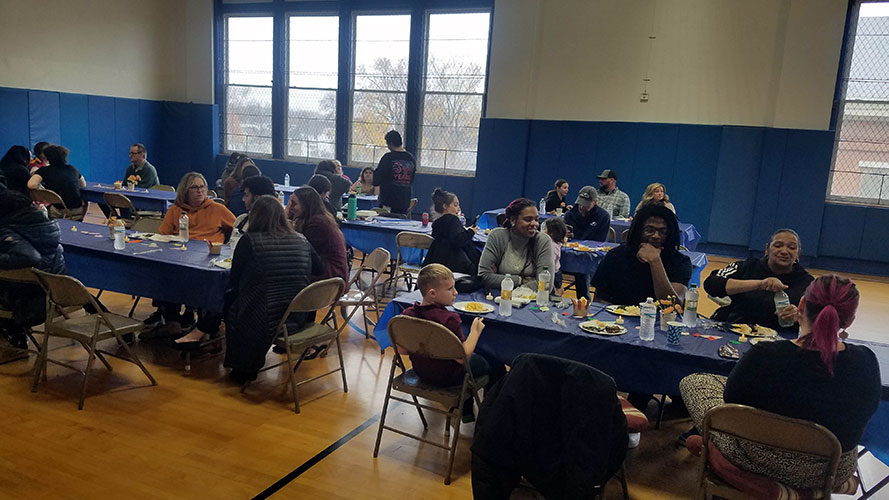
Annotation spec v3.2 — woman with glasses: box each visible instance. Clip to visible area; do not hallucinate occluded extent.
[591,204,691,305]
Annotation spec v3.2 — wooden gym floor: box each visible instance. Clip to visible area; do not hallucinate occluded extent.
[0,256,887,499]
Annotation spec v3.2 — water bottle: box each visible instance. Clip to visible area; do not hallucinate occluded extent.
[113,220,126,250]
[347,193,358,220]
[230,227,241,253]
[500,274,514,317]
[775,290,794,328]
[536,266,551,306]
[539,197,546,213]
[458,213,466,226]
[683,284,699,327]
[639,297,656,341]
[178,213,189,241]
[277,191,285,205]
[284,173,290,187]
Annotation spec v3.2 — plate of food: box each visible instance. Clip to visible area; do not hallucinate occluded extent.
[355,210,377,218]
[606,304,641,317]
[579,320,627,336]
[750,336,778,345]
[729,324,778,338]
[453,301,495,314]
[574,245,593,252]
[211,258,232,269]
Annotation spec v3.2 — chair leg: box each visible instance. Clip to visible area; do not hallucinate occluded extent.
[362,304,370,339]
[445,399,464,485]
[78,336,101,410]
[283,343,301,413]
[655,394,667,429]
[335,336,348,393]
[31,330,52,392]
[619,462,629,500]
[373,359,398,458]
[115,332,157,385]
[76,339,112,371]
[128,296,141,318]
[412,395,428,429]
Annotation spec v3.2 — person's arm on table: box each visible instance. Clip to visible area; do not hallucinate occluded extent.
[637,243,686,300]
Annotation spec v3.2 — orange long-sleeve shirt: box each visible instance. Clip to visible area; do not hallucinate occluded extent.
[158,199,235,243]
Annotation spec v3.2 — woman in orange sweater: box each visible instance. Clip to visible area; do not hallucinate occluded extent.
[143,172,235,337]
[158,172,235,243]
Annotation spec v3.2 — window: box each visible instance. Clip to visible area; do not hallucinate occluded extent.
[288,16,339,161]
[829,2,889,205]
[420,12,490,174]
[224,16,274,155]
[349,14,410,165]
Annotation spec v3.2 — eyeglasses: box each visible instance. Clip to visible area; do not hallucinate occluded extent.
[642,226,669,237]
[128,151,143,156]
[188,185,207,191]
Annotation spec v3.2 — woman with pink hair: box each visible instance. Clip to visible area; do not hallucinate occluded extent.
[679,274,881,489]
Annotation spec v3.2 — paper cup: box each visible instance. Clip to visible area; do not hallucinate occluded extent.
[666,321,684,345]
[207,241,222,255]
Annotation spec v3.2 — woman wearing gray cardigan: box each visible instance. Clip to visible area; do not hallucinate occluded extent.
[479,198,554,290]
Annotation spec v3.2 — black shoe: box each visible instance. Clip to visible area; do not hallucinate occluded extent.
[170,340,202,352]
[179,310,196,331]
[120,333,136,345]
[677,426,700,447]
[229,369,257,385]
[143,310,165,328]
[8,334,28,350]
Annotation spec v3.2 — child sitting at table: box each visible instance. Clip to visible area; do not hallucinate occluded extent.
[543,218,566,296]
[401,263,505,421]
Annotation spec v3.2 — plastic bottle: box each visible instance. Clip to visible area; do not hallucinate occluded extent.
[178,213,189,241]
[500,274,514,317]
[277,191,285,205]
[774,290,794,328]
[536,266,551,306]
[284,173,290,187]
[458,213,466,226]
[639,297,656,341]
[539,197,546,213]
[230,227,241,253]
[347,194,358,220]
[113,219,126,250]
[683,284,699,327]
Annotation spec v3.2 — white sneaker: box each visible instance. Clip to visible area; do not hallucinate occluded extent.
[628,432,641,449]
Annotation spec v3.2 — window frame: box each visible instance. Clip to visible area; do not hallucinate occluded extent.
[215,0,494,176]
[827,0,889,206]
[418,7,491,177]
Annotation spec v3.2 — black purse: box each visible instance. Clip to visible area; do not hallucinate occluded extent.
[455,275,484,294]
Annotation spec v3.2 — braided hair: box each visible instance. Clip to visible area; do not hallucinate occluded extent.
[801,275,859,375]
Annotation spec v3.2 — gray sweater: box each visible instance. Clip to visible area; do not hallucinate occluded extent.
[479,227,554,289]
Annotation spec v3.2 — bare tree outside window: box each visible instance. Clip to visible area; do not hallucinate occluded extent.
[830,2,889,205]
[420,12,490,175]
[225,17,274,156]
[350,15,410,166]
[288,16,339,161]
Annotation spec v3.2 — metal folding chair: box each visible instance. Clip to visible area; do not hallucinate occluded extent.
[387,231,434,292]
[29,189,83,220]
[336,248,390,340]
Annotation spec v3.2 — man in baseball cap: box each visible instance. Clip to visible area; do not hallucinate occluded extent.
[597,169,630,218]
[562,185,611,300]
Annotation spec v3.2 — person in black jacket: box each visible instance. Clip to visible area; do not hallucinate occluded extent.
[423,188,481,275]
[543,178,570,214]
[373,130,416,214]
[0,187,66,348]
[28,145,86,213]
[563,186,612,300]
[314,159,351,211]
[0,145,33,196]
[471,354,627,499]
[704,228,813,331]
[212,196,322,383]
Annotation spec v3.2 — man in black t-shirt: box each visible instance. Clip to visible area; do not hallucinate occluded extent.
[591,204,691,306]
[373,130,416,214]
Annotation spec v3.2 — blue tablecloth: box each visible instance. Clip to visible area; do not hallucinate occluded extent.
[80,182,176,213]
[373,290,889,398]
[341,193,379,210]
[341,217,432,265]
[59,220,229,311]
[478,209,702,251]
[862,399,889,466]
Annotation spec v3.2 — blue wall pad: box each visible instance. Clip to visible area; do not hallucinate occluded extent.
[472,118,530,217]
[594,122,639,180]
[87,95,117,183]
[113,98,141,179]
[818,203,866,259]
[28,90,61,147]
[626,123,679,199]
[860,206,889,263]
[0,88,30,149]
[748,128,787,252]
[524,120,565,200]
[671,125,722,241]
[708,127,764,246]
[558,121,599,183]
[59,93,91,179]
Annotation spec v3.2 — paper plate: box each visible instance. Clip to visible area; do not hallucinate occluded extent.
[453,301,494,314]
[579,320,627,336]
[606,304,641,317]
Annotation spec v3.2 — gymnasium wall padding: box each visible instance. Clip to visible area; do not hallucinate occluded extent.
[671,125,722,241]
[471,118,530,217]
[860,206,889,263]
[87,95,116,183]
[59,94,91,180]
[28,90,61,147]
[0,88,30,149]
[818,203,865,259]
[708,127,764,247]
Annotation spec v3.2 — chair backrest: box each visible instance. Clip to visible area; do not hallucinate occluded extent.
[620,229,629,243]
[495,213,508,228]
[30,189,65,208]
[283,277,345,316]
[30,269,94,308]
[363,247,391,274]
[407,198,418,214]
[702,404,842,494]
[396,231,434,251]
[150,184,175,192]
[131,217,163,233]
[608,226,617,243]
[103,192,136,214]
[387,315,467,362]
[0,268,40,284]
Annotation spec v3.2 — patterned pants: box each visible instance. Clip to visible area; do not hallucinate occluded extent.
[679,373,856,490]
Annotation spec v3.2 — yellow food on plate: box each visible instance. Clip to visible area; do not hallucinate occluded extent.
[730,324,777,337]
[565,242,579,248]
[575,245,591,252]
[614,305,640,315]
[464,302,487,312]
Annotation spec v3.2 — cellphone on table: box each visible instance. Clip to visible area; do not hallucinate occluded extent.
[471,214,481,227]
